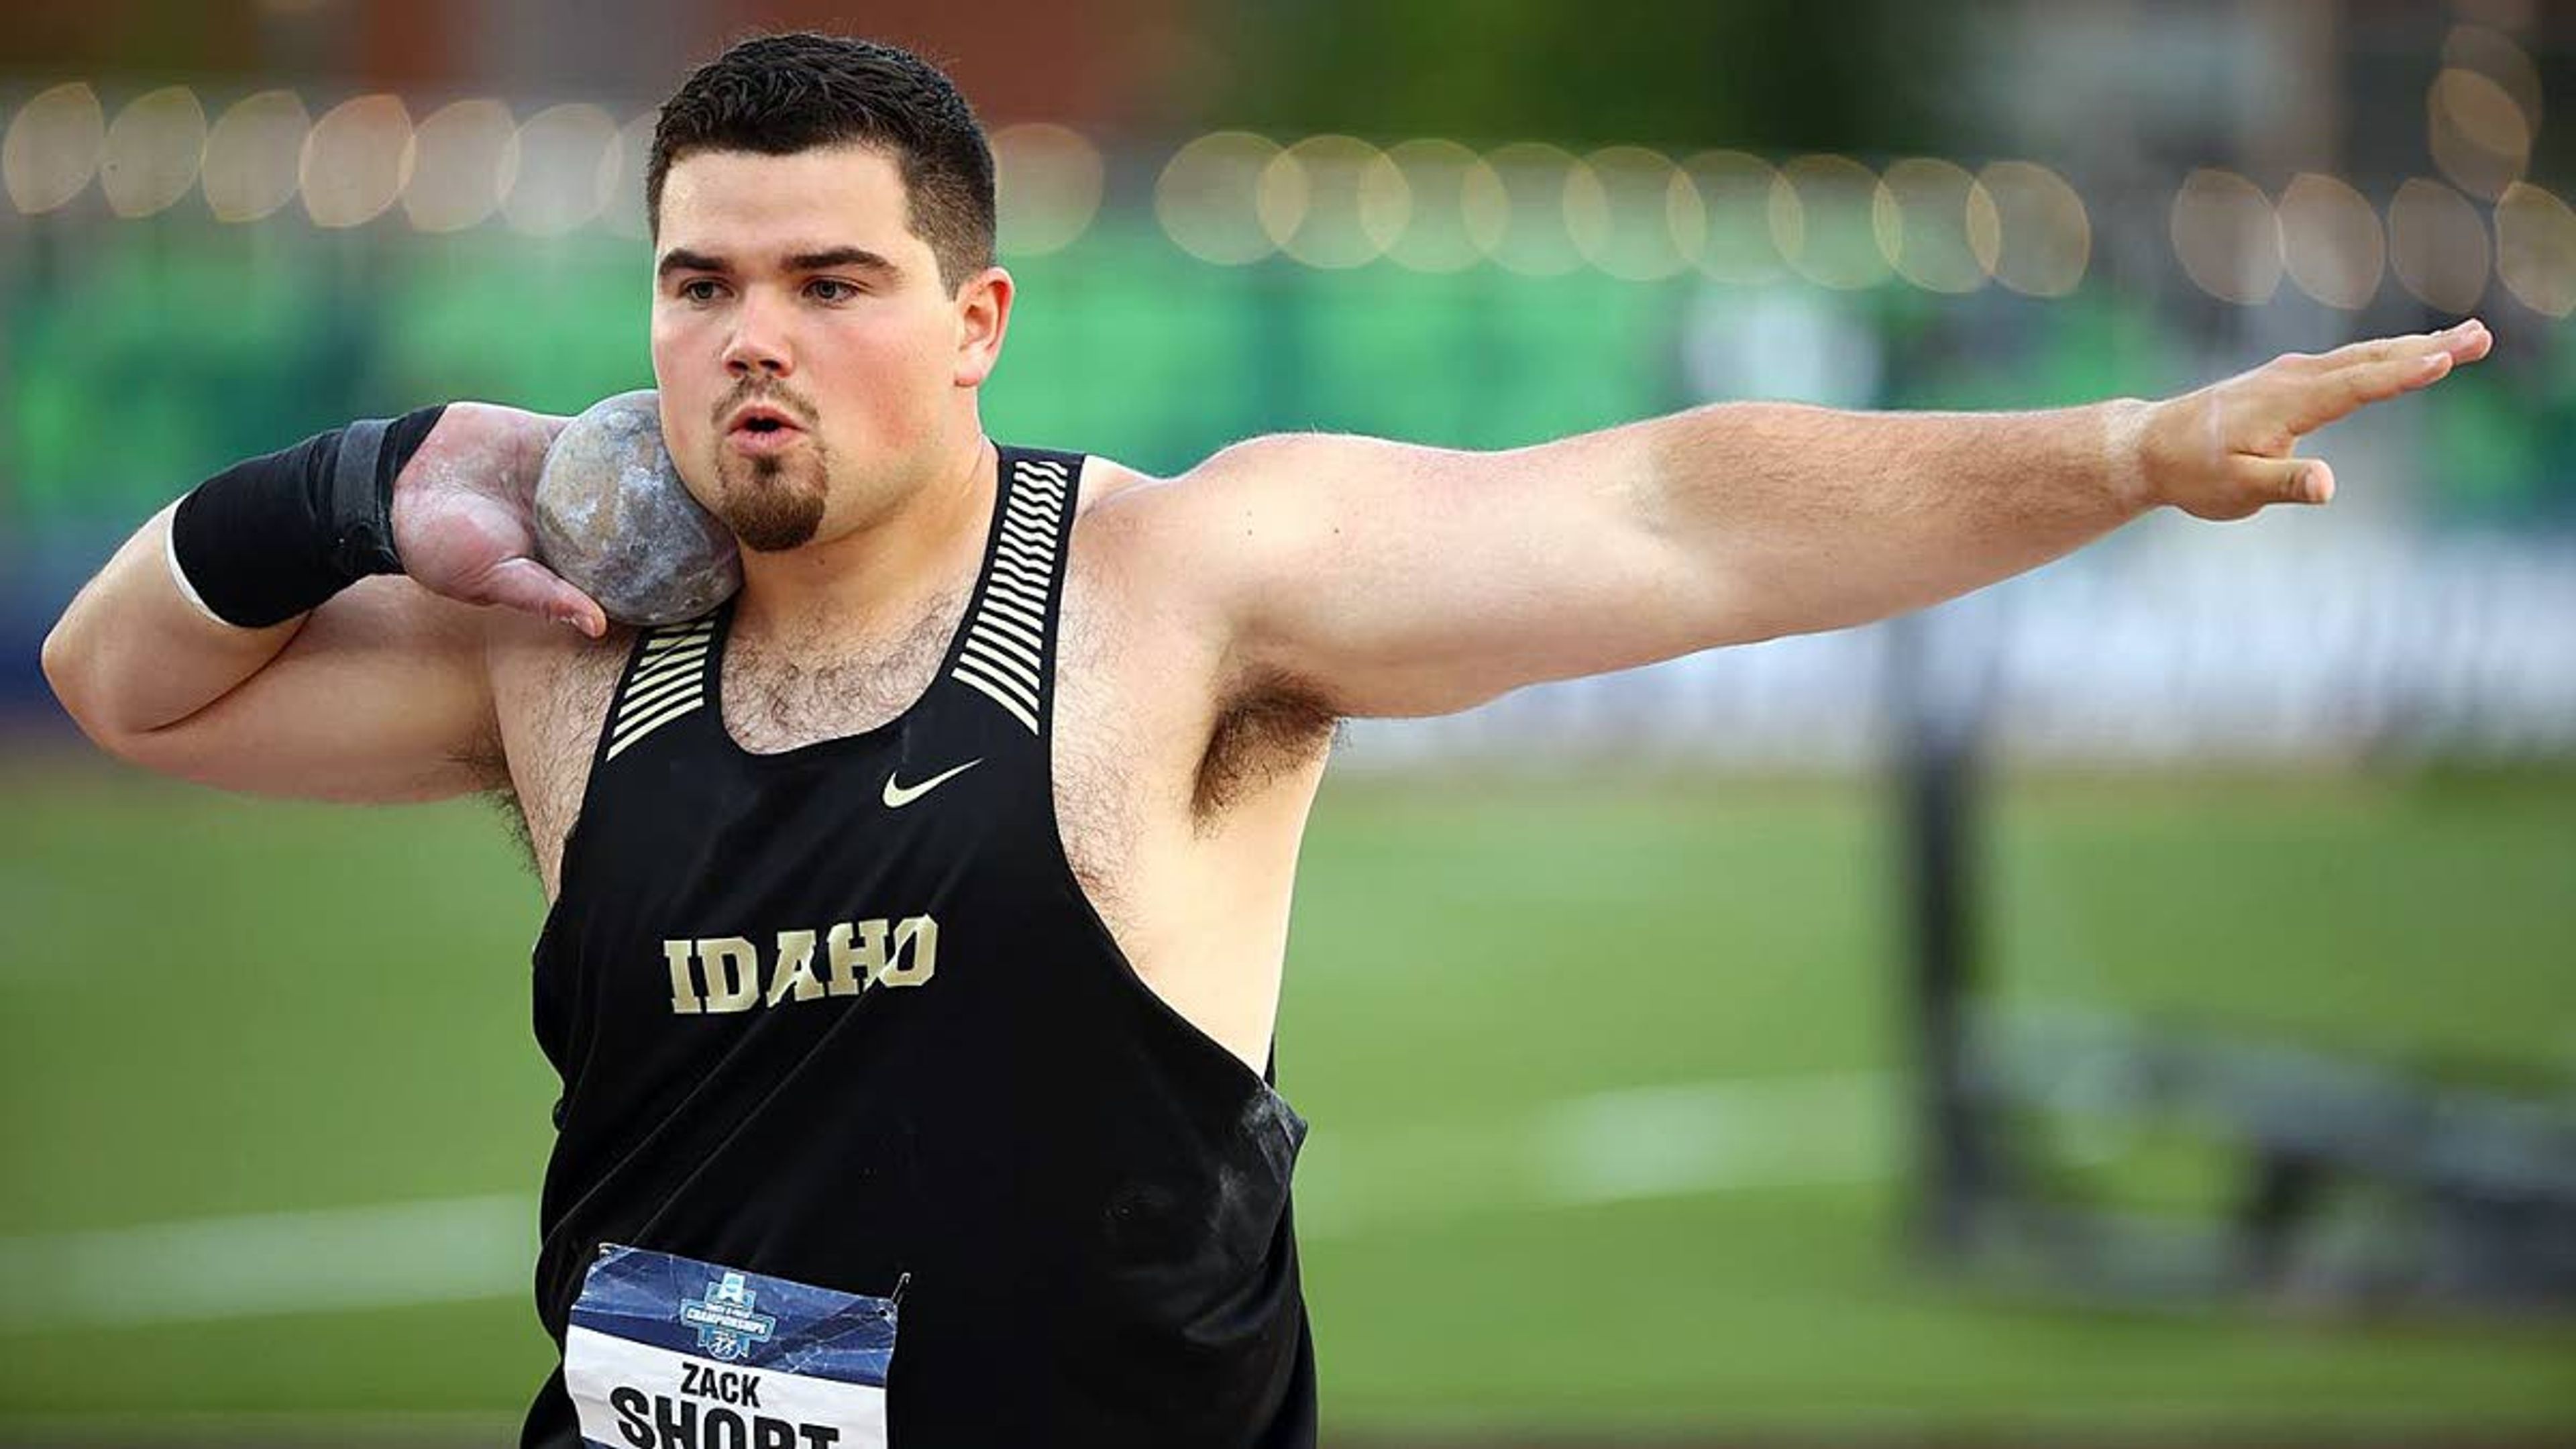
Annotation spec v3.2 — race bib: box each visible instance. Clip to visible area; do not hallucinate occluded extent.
[565,1243,898,1449]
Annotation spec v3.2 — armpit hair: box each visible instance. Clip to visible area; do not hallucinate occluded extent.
[482,784,540,881]
[1191,669,1340,828]
[449,723,538,881]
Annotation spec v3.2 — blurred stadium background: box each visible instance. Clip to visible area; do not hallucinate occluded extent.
[4,0,2573,1443]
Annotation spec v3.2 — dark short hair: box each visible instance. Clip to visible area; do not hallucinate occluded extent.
[647,34,996,290]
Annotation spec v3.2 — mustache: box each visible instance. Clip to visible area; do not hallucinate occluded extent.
[713,383,816,429]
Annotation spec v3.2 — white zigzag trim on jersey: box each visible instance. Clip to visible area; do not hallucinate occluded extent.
[953,658,1038,733]
[949,459,1075,735]
[606,621,712,760]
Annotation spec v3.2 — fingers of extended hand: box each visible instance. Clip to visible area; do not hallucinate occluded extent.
[2337,350,2452,409]
[2314,318,2488,374]
[2437,316,2493,362]
[2279,343,2472,436]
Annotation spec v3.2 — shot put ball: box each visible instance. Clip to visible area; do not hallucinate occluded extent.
[534,389,741,627]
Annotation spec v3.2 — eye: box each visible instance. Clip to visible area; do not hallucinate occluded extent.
[676,278,726,303]
[806,277,863,303]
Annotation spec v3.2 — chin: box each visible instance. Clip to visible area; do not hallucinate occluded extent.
[714,469,828,553]
[722,504,825,553]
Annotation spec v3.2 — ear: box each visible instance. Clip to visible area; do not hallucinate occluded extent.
[952,266,1014,388]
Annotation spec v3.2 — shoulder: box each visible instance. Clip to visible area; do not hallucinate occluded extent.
[1071,451,1158,511]
[1056,440,1357,714]
[1075,435,1338,508]
[1065,435,1344,574]
[1063,452,1165,574]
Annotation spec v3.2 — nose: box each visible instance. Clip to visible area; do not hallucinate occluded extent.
[720,292,793,378]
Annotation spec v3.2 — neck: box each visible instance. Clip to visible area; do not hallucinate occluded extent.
[731,432,998,649]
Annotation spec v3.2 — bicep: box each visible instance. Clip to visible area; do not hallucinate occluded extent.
[98,576,503,804]
[1168,431,1711,718]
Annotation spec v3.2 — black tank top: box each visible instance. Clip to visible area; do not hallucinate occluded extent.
[519,445,1317,1448]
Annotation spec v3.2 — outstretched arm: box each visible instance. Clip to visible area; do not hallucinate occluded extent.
[1144,320,2491,718]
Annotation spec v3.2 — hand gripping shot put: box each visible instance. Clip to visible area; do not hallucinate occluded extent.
[38,28,2490,1449]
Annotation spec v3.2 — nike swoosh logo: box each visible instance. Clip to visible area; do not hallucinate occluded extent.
[882,758,983,809]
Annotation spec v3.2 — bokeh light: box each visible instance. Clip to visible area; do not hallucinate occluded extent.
[598,111,657,239]
[300,94,413,229]
[3,82,107,215]
[1872,157,1990,294]
[2494,181,2576,317]
[2387,176,2490,313]
[200,90,308,223]
[992,122,1106,258]
[1771,154,1887,290]
[1565,145,1688,282]
[99,86,206,219]
[1973,160,2089,297]
[402,98,513,233]
[1470,142,1589,277]
[1155,131,1281,266]
[2428,67,2532,202]
[2169,168,2279,305]
[1365,139,1491,274]
[2276,172,2384,311]
[2443,24,2542,134]
[1258,134,1393,270]
[500,103,618,237]
[1676,150,1783,285]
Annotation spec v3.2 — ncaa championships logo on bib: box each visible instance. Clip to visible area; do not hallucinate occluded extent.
[566,1244,897,1447]
[682,1272,778,1361]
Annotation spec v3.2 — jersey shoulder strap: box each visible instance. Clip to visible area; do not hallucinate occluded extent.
[945,445,1083,737]
[597,608,722,765]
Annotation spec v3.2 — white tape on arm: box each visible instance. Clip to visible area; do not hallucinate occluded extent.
[161,502,241,629]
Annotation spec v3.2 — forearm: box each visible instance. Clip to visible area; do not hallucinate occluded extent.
[42,502,304,739]
[1631,398,2156,644]
[46,405,467,742]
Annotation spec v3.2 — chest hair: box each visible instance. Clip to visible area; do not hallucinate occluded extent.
[720,590,965,755]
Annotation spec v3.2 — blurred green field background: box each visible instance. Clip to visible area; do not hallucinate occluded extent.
[3,755,2569,1439]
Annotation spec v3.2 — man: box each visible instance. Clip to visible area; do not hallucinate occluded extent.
[40,31,2486,1449]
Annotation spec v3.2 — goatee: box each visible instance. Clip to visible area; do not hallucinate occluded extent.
[718,453,826,552]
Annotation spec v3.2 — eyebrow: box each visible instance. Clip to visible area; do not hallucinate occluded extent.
[655,246,902,280]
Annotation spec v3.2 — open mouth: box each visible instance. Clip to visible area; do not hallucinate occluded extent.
[724,401,805,437]
[725,406,808,455]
